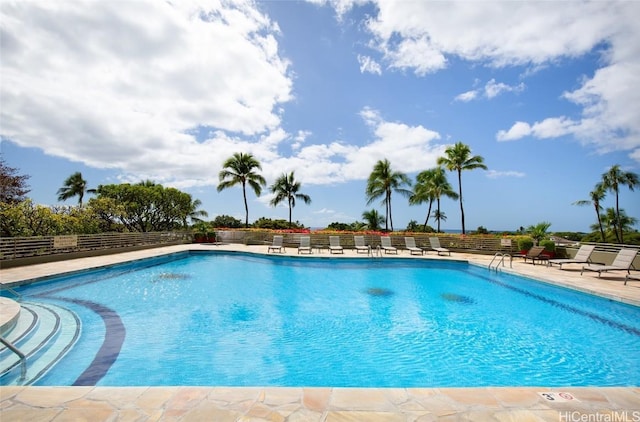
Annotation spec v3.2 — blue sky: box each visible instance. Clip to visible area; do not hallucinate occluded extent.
[1,0,639,232]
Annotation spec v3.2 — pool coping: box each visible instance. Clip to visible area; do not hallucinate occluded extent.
[1,243,639,420]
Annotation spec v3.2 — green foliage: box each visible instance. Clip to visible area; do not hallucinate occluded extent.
[0,156,30,204]
[326,222,352,231]
[365,159,412,231]
[93,181,202,232]
[218,152,266,228]
[253,217,305,230]
[269,171,311,227]
[517,237,534,251]
[539,239,556,252]
[475,226,489,234]
[0,200,101,236]
[405,220,435,233]
[210,215,243,228]
[526,221,552,243]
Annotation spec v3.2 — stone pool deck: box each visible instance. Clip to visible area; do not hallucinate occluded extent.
[1,243,639,421]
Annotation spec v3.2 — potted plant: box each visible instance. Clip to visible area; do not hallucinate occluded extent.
[517,237,534,255]
[539,239,556,258]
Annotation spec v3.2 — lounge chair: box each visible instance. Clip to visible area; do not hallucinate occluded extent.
[298,236,312,254]
[581,248,638,278]
[380,236,398,254]
[268,235,284,253]
[353,236,370,254]
[329,236,344,254]
[522,246,548,265]
[548,244,595,269]
[404,237,424,255]
[429,237,451,256]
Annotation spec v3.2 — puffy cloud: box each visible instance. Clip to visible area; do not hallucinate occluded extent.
[497,122,532,142]
[1,0,292,184]
[321,0,640,160]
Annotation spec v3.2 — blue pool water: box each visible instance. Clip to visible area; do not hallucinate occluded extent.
[7,251,640,387]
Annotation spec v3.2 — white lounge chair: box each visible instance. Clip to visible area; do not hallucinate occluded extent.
[380,236,397,254]
[329,236,344,254]
[429,237,451,256]
[353,236,370,254]
[548,244,595,269]
[298,236,312,254]
[581,248,638,278]
[404,237,424,255]
[268,235,284,253]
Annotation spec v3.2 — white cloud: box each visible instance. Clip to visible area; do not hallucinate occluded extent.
[486,170,526,179]
[455,90,478,102]
[456,79,525,102]
[357,55,382,75]
[1,0,293,184]
[320,0,640,161]
[497,122,532,142]
[484,79,525,99]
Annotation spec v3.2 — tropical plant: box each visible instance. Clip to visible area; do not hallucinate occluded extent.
[361,209,385,231]
[57,172,95,206]
[599,207,637,242]
[600,165,639,243]
[365,159,412,231]
[437,142,487,234]
[411,167,454,230]
[269,171,311,228]
[432,209,447,231]
[217,153,267,228]
[526,221,552,244]
[0,156,30,204]
[573,184,607,242]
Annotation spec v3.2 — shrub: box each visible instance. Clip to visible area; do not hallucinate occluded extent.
[517,237,534,251]
[539,239,556,252]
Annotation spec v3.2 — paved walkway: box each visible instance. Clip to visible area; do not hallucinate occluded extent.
[1,244,639,421]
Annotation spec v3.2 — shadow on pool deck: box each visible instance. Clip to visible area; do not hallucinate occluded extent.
[1,243,639,420]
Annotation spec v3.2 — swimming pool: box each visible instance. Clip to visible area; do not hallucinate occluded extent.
[4,251,640,387]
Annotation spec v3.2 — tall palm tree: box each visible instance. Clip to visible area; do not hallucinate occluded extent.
[269,171,311,228]
[410,167,458,231]
[600,207,637,242]
[361,209,385,231]
[600,165,639,243]
[217,153,266,228]
[573,184,606,242]
[437,142,487,235]
[365,159,412,231]
[57,172,95,206]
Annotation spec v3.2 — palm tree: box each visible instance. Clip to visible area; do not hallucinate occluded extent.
[600,207,637,242]
[432,209,447,231]
[269,171,311,228]
[365,159,412,231]
[437,142,487,235]
[600,165,639,243]
[57,172,95,206]
[573,184,606,242]
[217,153,266,228]
[410,167,458,232]
[361,209,385,231]
[184,198,209,228]
[526,221,552,245]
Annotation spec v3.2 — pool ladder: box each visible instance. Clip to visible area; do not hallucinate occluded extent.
[488,252,512,271]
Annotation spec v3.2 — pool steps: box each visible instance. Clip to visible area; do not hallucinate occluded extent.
[0,301,80,386]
